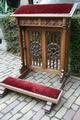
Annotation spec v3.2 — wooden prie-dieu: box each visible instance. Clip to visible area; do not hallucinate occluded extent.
[13,3,77,82]
[0,3,78,113]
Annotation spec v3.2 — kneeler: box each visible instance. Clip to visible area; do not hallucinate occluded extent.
[0,76,62,113]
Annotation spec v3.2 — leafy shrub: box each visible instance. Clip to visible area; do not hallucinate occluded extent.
[70,16,80,76]
[0,16,19,53]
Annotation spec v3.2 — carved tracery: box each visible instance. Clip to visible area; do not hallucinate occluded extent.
[30,31,42,66]
[47,31,61,69]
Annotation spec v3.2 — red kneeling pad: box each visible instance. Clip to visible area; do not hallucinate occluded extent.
[2,77,61,99]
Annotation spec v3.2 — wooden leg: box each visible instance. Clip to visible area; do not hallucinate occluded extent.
[0,86,8,98]
[60,69,65,83]
[44,102,53,113]
[60,71,70,89]
[20,65,28,74]
[18,68,31,79]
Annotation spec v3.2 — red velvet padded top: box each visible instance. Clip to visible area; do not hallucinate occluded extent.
[2,77,61,99]
[14,4,73,14]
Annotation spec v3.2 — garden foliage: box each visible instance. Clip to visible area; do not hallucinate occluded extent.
[0,16,19,53]
[70,16,80,76]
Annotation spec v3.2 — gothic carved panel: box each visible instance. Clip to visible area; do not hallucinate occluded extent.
[30,31,42,66]
[47,31,61,69]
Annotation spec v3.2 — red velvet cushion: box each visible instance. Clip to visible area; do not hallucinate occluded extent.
[14,4,73,14]
[2,77,61,99]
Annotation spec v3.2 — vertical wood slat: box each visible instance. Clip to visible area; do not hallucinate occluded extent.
[18,27,25,67]
[65,28,70,72]
[41,30,47,69]
[23,29,28,66]
[60,28,68,72]
[25,29,31,68]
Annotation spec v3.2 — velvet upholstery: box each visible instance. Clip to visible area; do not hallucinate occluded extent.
[14,4,73,14]
[2,77,61,99]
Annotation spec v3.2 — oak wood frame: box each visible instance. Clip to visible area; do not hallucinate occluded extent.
[16,16,70,77]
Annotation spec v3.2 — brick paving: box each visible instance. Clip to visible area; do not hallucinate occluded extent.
[0,50,80,120]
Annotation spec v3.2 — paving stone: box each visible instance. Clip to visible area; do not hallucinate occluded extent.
[35,74,43,79]
[64,88,75,99]
[0,86,6,91]
[71,76,80,81]
[47,109,56,117]
[51,76,60,84]
[42,75,49,79]
[18,95,27,101]
[73,86,80,97]
[71,104,79,111]
[51,117,59,120]
[41,115,50,120]
[46,82,52,86]
[71,81,80,89]
[1,113,12,120]
[42,77,51,84]
[37,78,44,83]
[73,108,80,120]
[0,113,3,118]
[49,74,57,79]
[25,96,32,103]
[0,50,80,120]
[0,103,7,111]
[32,101,45,112]
[1,100,20,114]
[75,96,80,105]
[21,100,37,114]
[20,111,35,120]
[55,107,67,119]
[6,94,19,104]
[52,80,61,88]
[0,93,14,105]
[63,109,75,120]
[63,82,73,91]
[54,97,66,111]
[64,95,76,108]
[11,101,27,115]
[9,113,22,120]
[33,109,45,120]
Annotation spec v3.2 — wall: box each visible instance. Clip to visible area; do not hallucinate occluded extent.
[40,0,80,4]
[0,28,7,51]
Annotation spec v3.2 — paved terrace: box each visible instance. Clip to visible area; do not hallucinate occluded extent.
[0,50,80,120]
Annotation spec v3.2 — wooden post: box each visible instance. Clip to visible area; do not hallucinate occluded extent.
[18,27,25,68]
[60,27,68,72]
[22,28,27,66]
[41,30,47,69]
[25,29,31,69]
[65,28,70,72]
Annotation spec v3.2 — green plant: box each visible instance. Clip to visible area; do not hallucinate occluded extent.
[0,1,5,13]
[0,16,19,53]
[70,16,80,76]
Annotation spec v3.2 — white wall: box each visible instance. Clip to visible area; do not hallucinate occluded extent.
[0,28,7,51]
[40,0,80,4]
[20,0,42,5]
[20,0,29,5]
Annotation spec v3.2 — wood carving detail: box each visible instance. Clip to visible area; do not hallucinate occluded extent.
[41,18,63,27]
[47,32,61,69]
[30,31,42,66]
[19,18,65,27]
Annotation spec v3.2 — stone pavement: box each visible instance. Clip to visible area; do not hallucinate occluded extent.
[0,50,80,120]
